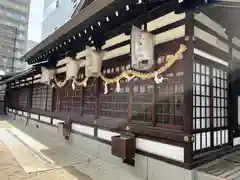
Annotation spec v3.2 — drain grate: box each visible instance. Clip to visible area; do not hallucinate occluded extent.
[198,153,240,180]
[6,129,52,164]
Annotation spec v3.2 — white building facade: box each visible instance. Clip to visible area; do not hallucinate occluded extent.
[0,0,30,72]
[41,0,84,40]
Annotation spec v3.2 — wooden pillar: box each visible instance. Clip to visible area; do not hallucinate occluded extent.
[50,84,56,124]
[95,78,100,119]
[45,86,49,111]
[183,12,194,165]
[26,76,34,126]
[17,81,20,109]
[128,77,133,124]
[94,78,100,137]
[80,86,84,116]
[51,85,56,112]
[227,30,234,146]
[29,76,34,109]
[4,83,8,115]
[152,52,157,126]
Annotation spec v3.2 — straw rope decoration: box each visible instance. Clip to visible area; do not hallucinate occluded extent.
[53,44,187,94]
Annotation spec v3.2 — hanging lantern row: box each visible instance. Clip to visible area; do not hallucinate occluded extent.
[40,26,187,94]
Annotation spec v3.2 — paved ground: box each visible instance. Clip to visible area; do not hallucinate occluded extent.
[5,114,240,180]
[0,119,92,180]
[197,151,240,180]
[0,141,91,180]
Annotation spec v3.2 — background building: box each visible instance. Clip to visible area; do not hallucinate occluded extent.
[0,24,17,73]
[26,40,38,52]
[42,0,86,40]
[0,0,31,73]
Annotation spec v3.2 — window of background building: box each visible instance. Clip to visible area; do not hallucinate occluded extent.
[56,0,59,8]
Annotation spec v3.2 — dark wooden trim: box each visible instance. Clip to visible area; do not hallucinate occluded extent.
[45,86,49,111]
[51,84,56,112]
[193,144,229,156]
[194,55,228,71]
[95,78,100,119]
[183,12,194,165]
[194,38,229,62]
[28,76,34,121]
[128,78,133,124]
[210,62,214,148]
[131,120,152,127]
[228,30,234,146]
[190,145,240,169]
[195,19,240,55]
[193,126,228,134]
[152,40,157,126]
[80,86,84,116]
[95,78,100,136]
[155,123,183,131]
[13,106,187,144]
[126,124,186,143]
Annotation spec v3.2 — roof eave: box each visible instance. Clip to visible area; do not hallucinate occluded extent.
[22,0,129,64]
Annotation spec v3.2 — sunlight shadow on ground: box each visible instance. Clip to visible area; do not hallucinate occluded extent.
[0,118,92,179]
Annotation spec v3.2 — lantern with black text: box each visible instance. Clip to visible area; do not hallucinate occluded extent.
[131,26,155,71]
[85,46,104,77]
[66,57,81,79]
[40,67,55,84]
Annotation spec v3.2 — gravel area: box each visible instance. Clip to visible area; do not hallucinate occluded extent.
[0,141,91,180]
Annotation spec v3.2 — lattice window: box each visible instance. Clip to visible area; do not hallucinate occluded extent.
[193,63,211,130]
[155,41,184,127]
[7,89,19,108]
[55,82,82,113]
[32,84,52,111]
[131,78,153,122]
[55,72,84,113]
[156,82,184,126]
[18,87,30,109]
[46,86,53,111]
[99,63,129,119]
[212,67,228,146]
[193,59,228,152]
[212,68,228,128]
[83,82,96,115]
[0,84,5,101]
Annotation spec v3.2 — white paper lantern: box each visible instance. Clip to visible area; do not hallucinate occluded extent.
[131,25,155,70]
[66,57,81,79]
[41,67,55,84]
[85,46,104,77]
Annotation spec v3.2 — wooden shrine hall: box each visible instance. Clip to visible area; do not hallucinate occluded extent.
[2,0,240,179]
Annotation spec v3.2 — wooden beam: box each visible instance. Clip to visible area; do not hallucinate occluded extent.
[80,86,84,116]
[45,85,49,111]
[228,30,234,146]
[95,78,100,119]
[183,12,194,165]
[128,78,133,124]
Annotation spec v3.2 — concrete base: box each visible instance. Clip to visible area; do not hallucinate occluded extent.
[5,115,195,180]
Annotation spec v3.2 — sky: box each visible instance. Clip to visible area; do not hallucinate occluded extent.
[27,0,44,43]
